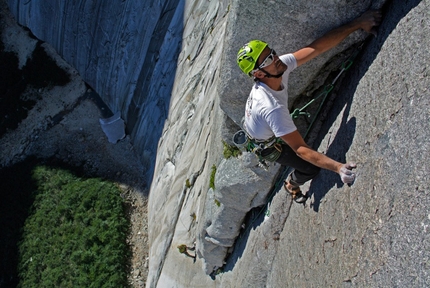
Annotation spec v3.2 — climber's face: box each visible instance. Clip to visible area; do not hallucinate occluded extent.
[255,47,287,76]
[256,48,276,70]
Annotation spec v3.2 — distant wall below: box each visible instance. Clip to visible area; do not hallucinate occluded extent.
[7,0,184,185]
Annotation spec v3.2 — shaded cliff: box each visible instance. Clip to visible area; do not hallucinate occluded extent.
[7,0,184,185]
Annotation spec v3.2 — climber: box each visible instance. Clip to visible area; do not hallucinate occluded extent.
[237,9,382,203]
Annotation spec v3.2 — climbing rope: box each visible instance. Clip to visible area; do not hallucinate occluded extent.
[240,43,364,235]
[291,43,363,138]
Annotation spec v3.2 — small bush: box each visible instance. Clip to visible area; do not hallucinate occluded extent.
[17,165,130,288]
[222,140,242,159]
[209,165,217,190]
[177,245,187,254]
[185,178,191,188]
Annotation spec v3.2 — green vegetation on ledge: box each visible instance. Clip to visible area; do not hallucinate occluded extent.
[209,164,217,190]
[17,165,130,288]
[222,140,242,159]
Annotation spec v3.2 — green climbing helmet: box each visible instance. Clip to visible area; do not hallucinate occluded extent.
[237,40,268,76]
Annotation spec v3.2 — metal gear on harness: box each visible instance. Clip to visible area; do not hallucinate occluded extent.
[232,127,286,170]
[245,133,285,169]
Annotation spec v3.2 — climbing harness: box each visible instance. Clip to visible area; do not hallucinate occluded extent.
[248,135,284,168]
[233,130,285,169]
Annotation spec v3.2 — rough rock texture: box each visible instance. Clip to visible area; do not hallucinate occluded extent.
[220,1,430,287]
[6,0,430,287]
[198,153,280,274]
[146,1,232,285]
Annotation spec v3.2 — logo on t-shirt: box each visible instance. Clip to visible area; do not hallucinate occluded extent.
[245,96,253,117]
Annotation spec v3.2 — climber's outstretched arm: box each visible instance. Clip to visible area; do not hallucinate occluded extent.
[293,9,382,67]
[281,131,356,184]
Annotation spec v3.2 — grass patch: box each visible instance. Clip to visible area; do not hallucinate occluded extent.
[16,165,130,288]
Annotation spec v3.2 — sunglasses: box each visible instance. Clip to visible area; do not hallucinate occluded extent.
[251,49,276,74]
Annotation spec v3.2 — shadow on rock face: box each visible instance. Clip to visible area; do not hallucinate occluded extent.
[305,0,423,212]
[308,117,356,212]
[0,41,70,137]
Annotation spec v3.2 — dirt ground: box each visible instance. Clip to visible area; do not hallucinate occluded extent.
[0,5,150,286]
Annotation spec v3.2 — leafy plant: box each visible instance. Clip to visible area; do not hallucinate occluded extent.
[185,178,191,188]
[177,244,187,254]
[222,140,242,159]
[209,165,217,190]
[214,199,221,207]
[177,244,195,259]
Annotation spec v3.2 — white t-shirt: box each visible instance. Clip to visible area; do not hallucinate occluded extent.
[244,53,298,141]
